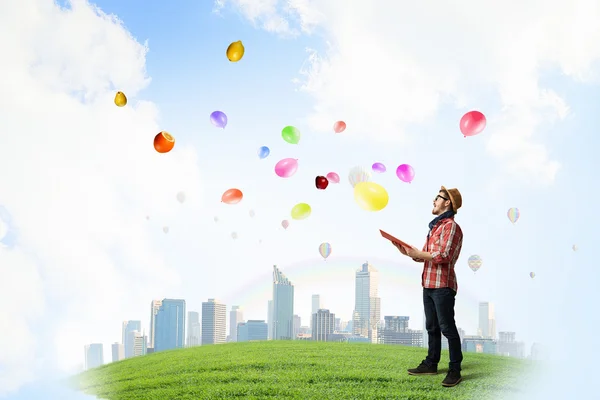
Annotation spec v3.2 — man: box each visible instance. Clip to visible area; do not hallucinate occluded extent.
[393,186,464,387]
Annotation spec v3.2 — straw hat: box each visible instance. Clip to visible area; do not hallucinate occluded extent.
[441,186,462,213]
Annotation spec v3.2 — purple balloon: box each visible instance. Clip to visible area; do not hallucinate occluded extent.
[372,162,386,173]
[210,111,228,129]
[396,164,415,183]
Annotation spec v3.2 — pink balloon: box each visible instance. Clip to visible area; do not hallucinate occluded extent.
[281,219,289,229]
[396,164,415,183]
[326,172,340,183]
[460,111,486,137]
[333,121,346,133]
[274,158,299,178]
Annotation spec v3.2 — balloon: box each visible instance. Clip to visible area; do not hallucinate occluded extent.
[291,203,311,220]
[507,208,520,224]
[348,166,372,188]
[281,219,289,229]
[176,191,186,204]
[353,182,389,211]
[154,131,175,153]
[258,146,270,159]
[572,244,578,251]
[319,242,332,260]
[315,176,329,190]
[326,172,340,184]
[529,272,535,279]
[214,216,219,223]
[259,239,263,244]
[210,111,228,129]
[468,255,482,272]
[163,226,169,234]
[222,188,243,204]
[249,209,255,217]
[372,162,386,173]
[281,126,301,144]
[226,40,245,62]
[274,158,298,178]
[145,215,150,221]
[460,111,486,137]
[333,121,346,133]
[396,164,415,183]
[114,91,127,107]
[231,232,238,239]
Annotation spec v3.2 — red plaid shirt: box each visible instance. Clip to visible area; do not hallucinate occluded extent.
[413,216,463,292]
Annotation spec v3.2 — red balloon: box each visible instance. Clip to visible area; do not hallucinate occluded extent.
[315,176,329,190]
[333,121,346,133]
[221,188,243,204]
[460,111,486,137]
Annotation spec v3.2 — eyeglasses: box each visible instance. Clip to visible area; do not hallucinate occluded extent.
[434,195,449,202]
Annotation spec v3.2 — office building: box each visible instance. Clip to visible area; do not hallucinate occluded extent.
[479,302,496,339]
[293,314,301,338]
[111,342,124,362]
[237,320,268,342]
[202,298,227,345]
[154,298,186,352]
[312,309,336,341]
[149,299,162,350]
[353,262,380,342]
[122,320,141,358]
[84,343,103,370]
[267,300,274,340]
[311,294,320,330]
[272,265,294,340]
[187,311,201,347]
[130,330,147,357]
[229,306,243,342]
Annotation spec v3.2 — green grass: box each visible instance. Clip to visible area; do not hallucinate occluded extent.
[73,341,537,400]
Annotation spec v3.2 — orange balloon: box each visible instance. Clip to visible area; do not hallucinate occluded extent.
[221,188,243,204]
[154,131,175,153]
[333,121,346,133]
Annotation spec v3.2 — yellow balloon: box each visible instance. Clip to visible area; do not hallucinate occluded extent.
[114,91,127,107]
[291,203,311,220]
[354,182,389,211]
[226,40,245,62]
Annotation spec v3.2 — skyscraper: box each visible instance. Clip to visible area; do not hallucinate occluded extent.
[311,294,320,331]
[187,311,201,347]
[202,298,227,345]
[84,343,104,370]
[122,320,141,358]
[312,309,335,341]
[229,306,243,342]
[130,330,147,357]
[111,342,124,362]
[272,265,294,340]
[293,314,301,338]
[267,300,274,340]
[479,302,496,339]
[154,298,186,352]
[149,299,162,350]
[353,262,380,341]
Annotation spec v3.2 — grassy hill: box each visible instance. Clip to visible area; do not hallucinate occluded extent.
[73,341,536,400]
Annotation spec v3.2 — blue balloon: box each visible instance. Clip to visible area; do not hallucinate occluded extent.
[257,146,270,159]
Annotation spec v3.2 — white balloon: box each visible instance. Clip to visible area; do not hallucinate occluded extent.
[572,244,578,251]
[249,209,255,217]
[231,232,238,239]
[163,226,169,234]
[214,216,219,223]
[176,191,186,203]
[348,166,372,188]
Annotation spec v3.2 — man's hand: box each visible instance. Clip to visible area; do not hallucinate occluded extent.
[404,245,422,259]
[392,241,408,255]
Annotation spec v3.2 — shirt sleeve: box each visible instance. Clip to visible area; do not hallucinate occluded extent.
[412,240,427,262]
[430,222,462,264]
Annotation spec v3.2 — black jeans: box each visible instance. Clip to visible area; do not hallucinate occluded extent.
[423,287,463,371]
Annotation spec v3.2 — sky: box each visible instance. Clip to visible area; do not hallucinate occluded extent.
[0,0,598,398]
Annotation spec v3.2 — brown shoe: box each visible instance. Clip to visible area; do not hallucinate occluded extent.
[441,369,462,387]
[407,362,438,375]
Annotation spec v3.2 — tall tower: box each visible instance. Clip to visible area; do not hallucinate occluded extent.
[229,306,244,342]
[202,298,227,345]
[478,302,496,339]
[154,299,186,352]
[187,311,201,347]
[311,294,321,331]
[272,265,294,340]
[149,299,162,349]
[353,261,380,341]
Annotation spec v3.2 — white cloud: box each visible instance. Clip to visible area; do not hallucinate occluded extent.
[0,0,202,395]
[216,0,600,185]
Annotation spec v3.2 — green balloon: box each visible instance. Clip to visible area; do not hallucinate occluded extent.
[282,126,301,144]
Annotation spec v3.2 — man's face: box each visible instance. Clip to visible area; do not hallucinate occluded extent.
[432,191,451,215]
